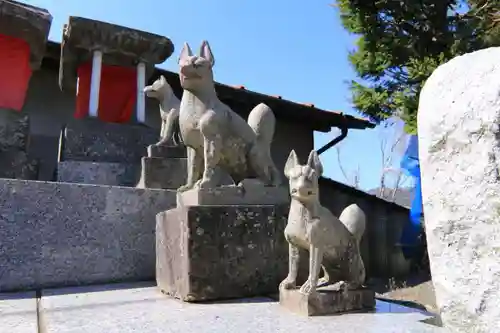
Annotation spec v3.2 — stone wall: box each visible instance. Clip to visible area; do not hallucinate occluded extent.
[319,177,411,278]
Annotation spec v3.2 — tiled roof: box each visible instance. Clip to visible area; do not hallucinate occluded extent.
[42,41,375,132]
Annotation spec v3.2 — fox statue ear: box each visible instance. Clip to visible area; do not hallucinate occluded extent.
[307,150,323,176]
[199,40,215,67]
[284,150,299,178]
[178,42,193,64]
[160,75,166,83]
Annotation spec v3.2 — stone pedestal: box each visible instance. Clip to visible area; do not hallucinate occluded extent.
[136,144,187,189]
[177,184,290,207]
[279,285,375,316]
[156,204,289,302]
[136,157,186,189]
[59,119,158,164]
[147,144,186,159]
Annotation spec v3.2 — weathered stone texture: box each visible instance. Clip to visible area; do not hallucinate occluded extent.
[57,161,139,186]
[279,286,375,316]
[156,205,289,301]
[136,157,186,189]
[418,47,500,333]
[60,119,159,163]
[0,150,38,179]
[0,179,176,292]
[0,110,29,151]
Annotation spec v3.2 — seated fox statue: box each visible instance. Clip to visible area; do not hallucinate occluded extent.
[176,40,281,191]
[280,150,367,295]
[143,75,183,147]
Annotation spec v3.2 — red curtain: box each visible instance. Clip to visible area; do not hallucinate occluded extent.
[0,34,32,111]
[75,62,136,123]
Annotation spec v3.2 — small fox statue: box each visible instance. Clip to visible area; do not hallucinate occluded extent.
[143,75,183,146]
[176,40,281,191]
[280,149,367,295]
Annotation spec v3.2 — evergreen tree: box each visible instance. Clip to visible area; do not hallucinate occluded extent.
[336,0,494,134]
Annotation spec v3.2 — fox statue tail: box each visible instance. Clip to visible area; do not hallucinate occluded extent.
[247,103,276,149]
[339,203,366,246]
[247,103,281,186]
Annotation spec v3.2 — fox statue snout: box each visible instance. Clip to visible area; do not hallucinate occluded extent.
[178,41,214,91]
[285,150,323,203]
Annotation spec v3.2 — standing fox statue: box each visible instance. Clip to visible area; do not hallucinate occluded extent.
[176,40,281,191]
[280,150,367,295]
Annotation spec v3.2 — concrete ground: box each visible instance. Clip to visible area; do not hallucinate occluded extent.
[2,282,444,333]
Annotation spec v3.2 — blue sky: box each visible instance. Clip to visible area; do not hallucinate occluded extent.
[22,0,407,191]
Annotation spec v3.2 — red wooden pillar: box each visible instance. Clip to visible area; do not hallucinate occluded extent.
[74,62,137,123]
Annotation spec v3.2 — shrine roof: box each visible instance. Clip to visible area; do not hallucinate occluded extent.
[42,41,375,133]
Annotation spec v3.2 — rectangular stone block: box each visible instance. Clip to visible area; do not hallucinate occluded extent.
[156,204,289,301]
[0,292,38,333]
[0,110,29,151]
[0,179,176,292]
[279,286,375,316]
[136,157,186,189]
[0,150,38,180]
[57,161,139,186]
[147,144,186,158]
[177,185,289,207]
[59,119,159,163]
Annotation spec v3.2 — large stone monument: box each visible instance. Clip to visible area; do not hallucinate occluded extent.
[156,41,290,301]
[0,0,52,179]
[418,47,500,332]
[278,150,375,316]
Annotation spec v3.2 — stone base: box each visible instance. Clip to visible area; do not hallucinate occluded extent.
[60,119,159,163]
[156,204,289,302]
[177,184,289,206]
[0,150,38,180]
[136,157,186,189]
[147,144,186,158]
[57,161,139,186]
[279,285,376,316]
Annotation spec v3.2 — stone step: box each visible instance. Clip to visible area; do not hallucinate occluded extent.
[59,118,159,164]
[136,157,186,189]
[0,179,176,292]
[57,161,139,186]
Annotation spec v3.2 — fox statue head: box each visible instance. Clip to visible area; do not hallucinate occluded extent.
[143,75,174,101]
[284,150,323,203]
[178,40,215,91]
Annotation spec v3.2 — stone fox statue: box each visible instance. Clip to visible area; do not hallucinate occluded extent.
[143,75,183,146]
[280,150,366,295]
[176,40,281,191]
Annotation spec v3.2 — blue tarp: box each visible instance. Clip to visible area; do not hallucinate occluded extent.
[399,135,423,258]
